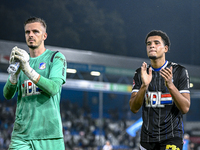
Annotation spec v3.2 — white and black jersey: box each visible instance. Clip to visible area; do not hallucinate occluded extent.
[132,61,190,142]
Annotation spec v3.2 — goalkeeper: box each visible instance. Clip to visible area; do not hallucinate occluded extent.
[3,17,66,150]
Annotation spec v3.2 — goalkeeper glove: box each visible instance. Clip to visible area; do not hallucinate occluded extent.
[13,47,40,83]
[9,46,21,84]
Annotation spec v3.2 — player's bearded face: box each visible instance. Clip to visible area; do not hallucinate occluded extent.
[25,22,46,50]
[27,39,43,49]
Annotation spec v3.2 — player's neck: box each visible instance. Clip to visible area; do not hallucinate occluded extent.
[150,59,166,69]
[29,46,46,58]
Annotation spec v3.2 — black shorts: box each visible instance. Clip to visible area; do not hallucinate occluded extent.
[140,137,183,150]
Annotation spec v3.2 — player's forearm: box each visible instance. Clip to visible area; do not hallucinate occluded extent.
[36,76,63,96]
[167,84,190,114]
[129,84,147,113]
[3,79,18,100]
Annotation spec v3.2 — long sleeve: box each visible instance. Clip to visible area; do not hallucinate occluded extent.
[36,77,63,96]
[3,78,18,100]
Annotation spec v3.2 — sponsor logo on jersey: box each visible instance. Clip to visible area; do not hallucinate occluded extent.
[166,144,180,150]
[145,91,173,108]
[21,80,41,97]
[39,62,46,70]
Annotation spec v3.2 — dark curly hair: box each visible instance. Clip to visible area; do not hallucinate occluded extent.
[145,30,170,51]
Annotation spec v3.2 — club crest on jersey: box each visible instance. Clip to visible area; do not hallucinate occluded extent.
[39,62,46,70]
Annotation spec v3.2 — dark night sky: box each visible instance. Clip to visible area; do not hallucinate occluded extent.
[98,1,200,66]
[1,0,200,66]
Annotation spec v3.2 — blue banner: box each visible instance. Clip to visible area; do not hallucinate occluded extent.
[126,117,143,137]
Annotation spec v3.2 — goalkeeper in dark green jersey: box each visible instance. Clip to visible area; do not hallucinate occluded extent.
[3,17,66,150]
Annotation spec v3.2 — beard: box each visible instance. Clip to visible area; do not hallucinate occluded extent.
[148,56,157,60]
[27,39,41,50]
[28,45,37,49]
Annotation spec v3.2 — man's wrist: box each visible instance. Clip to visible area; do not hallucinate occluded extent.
[166,82,175,90]
[24,66,40,84]
[141,83,149,90]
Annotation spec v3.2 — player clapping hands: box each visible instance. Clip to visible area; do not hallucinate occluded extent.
[9,46,40,84]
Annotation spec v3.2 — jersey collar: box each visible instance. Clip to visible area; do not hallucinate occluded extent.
[151,60,168,72]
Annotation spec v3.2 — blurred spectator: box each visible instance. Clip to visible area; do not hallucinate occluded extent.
[0,99,137,149]
[102,140,113,150]
[189,142,195,150]
[183,133,190,150]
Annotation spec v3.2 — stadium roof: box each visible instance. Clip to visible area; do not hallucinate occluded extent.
[1,40,200,92]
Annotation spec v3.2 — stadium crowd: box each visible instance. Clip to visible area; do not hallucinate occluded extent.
[0,99,138,150]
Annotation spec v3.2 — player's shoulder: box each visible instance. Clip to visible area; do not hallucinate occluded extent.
[135,67,141,76]
[168,61,189,77]
[135,63,151,72]
[168,61,187,70]
[46,49,66,60]
[136,67,141,72]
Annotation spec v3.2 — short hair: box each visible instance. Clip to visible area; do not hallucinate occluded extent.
[145,30,170,50]
[24,17,47,31]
